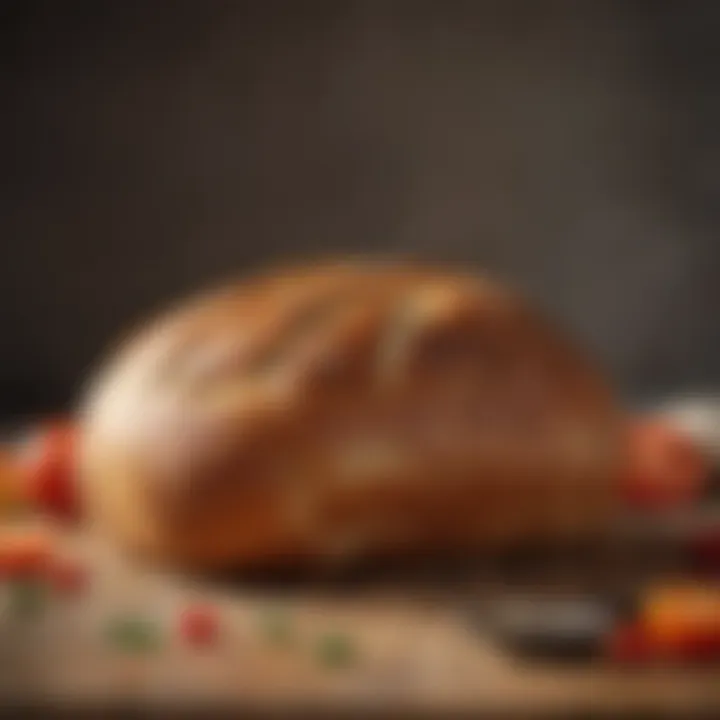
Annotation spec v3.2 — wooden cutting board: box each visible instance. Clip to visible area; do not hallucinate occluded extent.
[0,521,718,716]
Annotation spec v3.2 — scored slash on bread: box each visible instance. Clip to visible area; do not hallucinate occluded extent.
[77,261,625,571]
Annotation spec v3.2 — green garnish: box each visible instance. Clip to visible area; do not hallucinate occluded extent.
[315,632,357,668]
[105,615,162,654]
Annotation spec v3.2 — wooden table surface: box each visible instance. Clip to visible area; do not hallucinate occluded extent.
[0,520,718,717]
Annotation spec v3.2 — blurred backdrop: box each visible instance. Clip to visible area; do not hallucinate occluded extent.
[1,0,719,417]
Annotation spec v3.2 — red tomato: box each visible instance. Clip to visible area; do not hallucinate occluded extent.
[622,419,709,510]
[22,421,79,521]
[179,605,219,647]
[0,529,52,579]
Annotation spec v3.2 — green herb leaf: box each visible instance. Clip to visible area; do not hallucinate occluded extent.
[315,632,357,668]
[105,615,162,654]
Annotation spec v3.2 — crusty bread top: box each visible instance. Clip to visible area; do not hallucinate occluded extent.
[79,261,623,568]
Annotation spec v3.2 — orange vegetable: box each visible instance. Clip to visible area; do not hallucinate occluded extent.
[608,586,720,665]
[640,584,720,659]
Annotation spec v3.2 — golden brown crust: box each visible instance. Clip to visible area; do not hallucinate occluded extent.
[78,261,624,570]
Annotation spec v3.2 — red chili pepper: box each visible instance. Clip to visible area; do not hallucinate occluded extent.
[22,420,79,521]
[179,605,219,647]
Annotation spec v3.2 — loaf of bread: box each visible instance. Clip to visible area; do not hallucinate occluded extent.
[78,261,625,570]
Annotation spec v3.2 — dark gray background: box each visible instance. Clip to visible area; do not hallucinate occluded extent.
[1,0,719,418]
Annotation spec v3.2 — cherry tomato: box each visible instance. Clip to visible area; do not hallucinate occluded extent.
[21,420,79,520]
[622,419,709,510]
[179,605,219,647]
